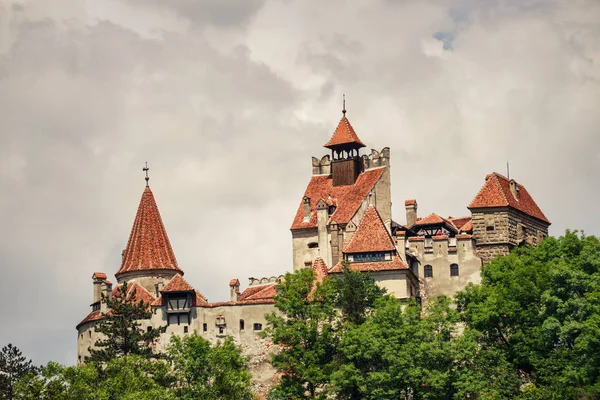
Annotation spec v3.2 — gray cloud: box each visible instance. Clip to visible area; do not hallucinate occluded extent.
[0,0,598,366]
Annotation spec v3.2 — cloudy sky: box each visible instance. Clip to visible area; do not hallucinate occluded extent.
[1,0,599,366]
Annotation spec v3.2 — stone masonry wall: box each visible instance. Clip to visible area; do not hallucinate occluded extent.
[471,207,549,264]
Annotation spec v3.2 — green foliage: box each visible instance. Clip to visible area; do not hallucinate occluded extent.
[0,344,37,400]
[264,267,338,399]
[168,333,253,400]
[264,265,385,399]
[87,282,166,363]
[266,231,600,399]
[331,296,458,400]
[13,356,175,400]
[456,231,600,399]
[331,262,385,325]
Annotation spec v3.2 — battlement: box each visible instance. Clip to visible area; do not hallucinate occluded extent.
[311,147,390,176]
[248,275,284,287]
[402,234,476,261]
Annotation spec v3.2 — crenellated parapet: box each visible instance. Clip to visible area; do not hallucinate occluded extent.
[247,275,285,287]
[362,147,390,169]
[406,234,477,260]
[312,155,331,175]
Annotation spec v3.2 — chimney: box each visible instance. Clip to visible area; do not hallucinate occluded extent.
[154,281,164,298]
[303,197,311,221]
[395,232,406,262]
[509,179,519,200]
[100,280,112,313]
[229,279,240,302]
[92,272,107,304]
[405,199,418,227]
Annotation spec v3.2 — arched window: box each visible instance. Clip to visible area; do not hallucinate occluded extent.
[450,264,459,277]
[424,265,433,278]
[239,319,245,331]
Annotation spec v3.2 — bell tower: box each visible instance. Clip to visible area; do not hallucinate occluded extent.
[323,98,366,186]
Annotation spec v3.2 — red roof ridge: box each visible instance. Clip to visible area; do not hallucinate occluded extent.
[469,172,550,223]
[329,254,408,273]
[344,205,396,253]
[161,274,194,292]
[324,115,366,149]
[291,167,385,230]
[116,187,183,278]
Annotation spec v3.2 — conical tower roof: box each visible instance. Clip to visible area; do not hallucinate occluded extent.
[116,187,183,278]
[324,114,366,150]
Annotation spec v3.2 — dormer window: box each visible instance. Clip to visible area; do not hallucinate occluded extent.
[347,252,392,263]
[328,206,336,215]
[167,294,190,312]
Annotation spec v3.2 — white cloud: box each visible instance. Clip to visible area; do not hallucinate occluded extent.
[0,0,598,365]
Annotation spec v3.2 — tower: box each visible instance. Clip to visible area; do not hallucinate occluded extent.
[115,183,183,294]
[291,106,392,271]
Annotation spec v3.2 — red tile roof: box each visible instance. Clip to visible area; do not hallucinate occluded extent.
[239,284,277,301]
[77,282,156,329]
[405,199,417,206]
[432,235,449,241]
[459,220,472,232]
[291,167,385,230]
[121,282,156,306]
[448,216,471,230]
[229,279,240,286]
[312,257,329,283]
[468,173,550,223]
[329,254,408,273]
[93,272,107,280]
[77,310,104,329]
[343,205,396,253]
[116,187,183,278]
[161,274,194,293]
[323,115,366,149]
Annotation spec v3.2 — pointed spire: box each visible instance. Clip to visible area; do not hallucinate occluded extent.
[116,187,183,279]
[323,104,366,150]
[143,162,150,187]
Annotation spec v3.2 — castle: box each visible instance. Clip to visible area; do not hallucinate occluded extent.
[76,108,550,383]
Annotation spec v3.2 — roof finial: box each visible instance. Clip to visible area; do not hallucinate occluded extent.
[143,162,150,187]
[506,162,510,180]
[342,93,346,115]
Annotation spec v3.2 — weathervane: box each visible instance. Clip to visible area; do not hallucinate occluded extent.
[342,93,346,115]
[143,162,150,187]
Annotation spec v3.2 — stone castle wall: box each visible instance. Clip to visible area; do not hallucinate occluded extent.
[471,207,549,263]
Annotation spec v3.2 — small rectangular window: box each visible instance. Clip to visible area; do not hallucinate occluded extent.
[486,226,494,231]
[240,319,245,331]
[203,323,207,332]
[253,323,263,331]
[184,326,188,334]
[450,264,459,277]
[424,265,433,278]
[147,326,153,332]
[219,326,225,334]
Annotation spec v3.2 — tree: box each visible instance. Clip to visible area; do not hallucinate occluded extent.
[456,231,600,399]
[331,296,459,400]
[264,267,338,399]
[0,344,37,400]
[87,282,166,363]
[331,263,385,325]
[168,333,253,400]
[14,356,175,400]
